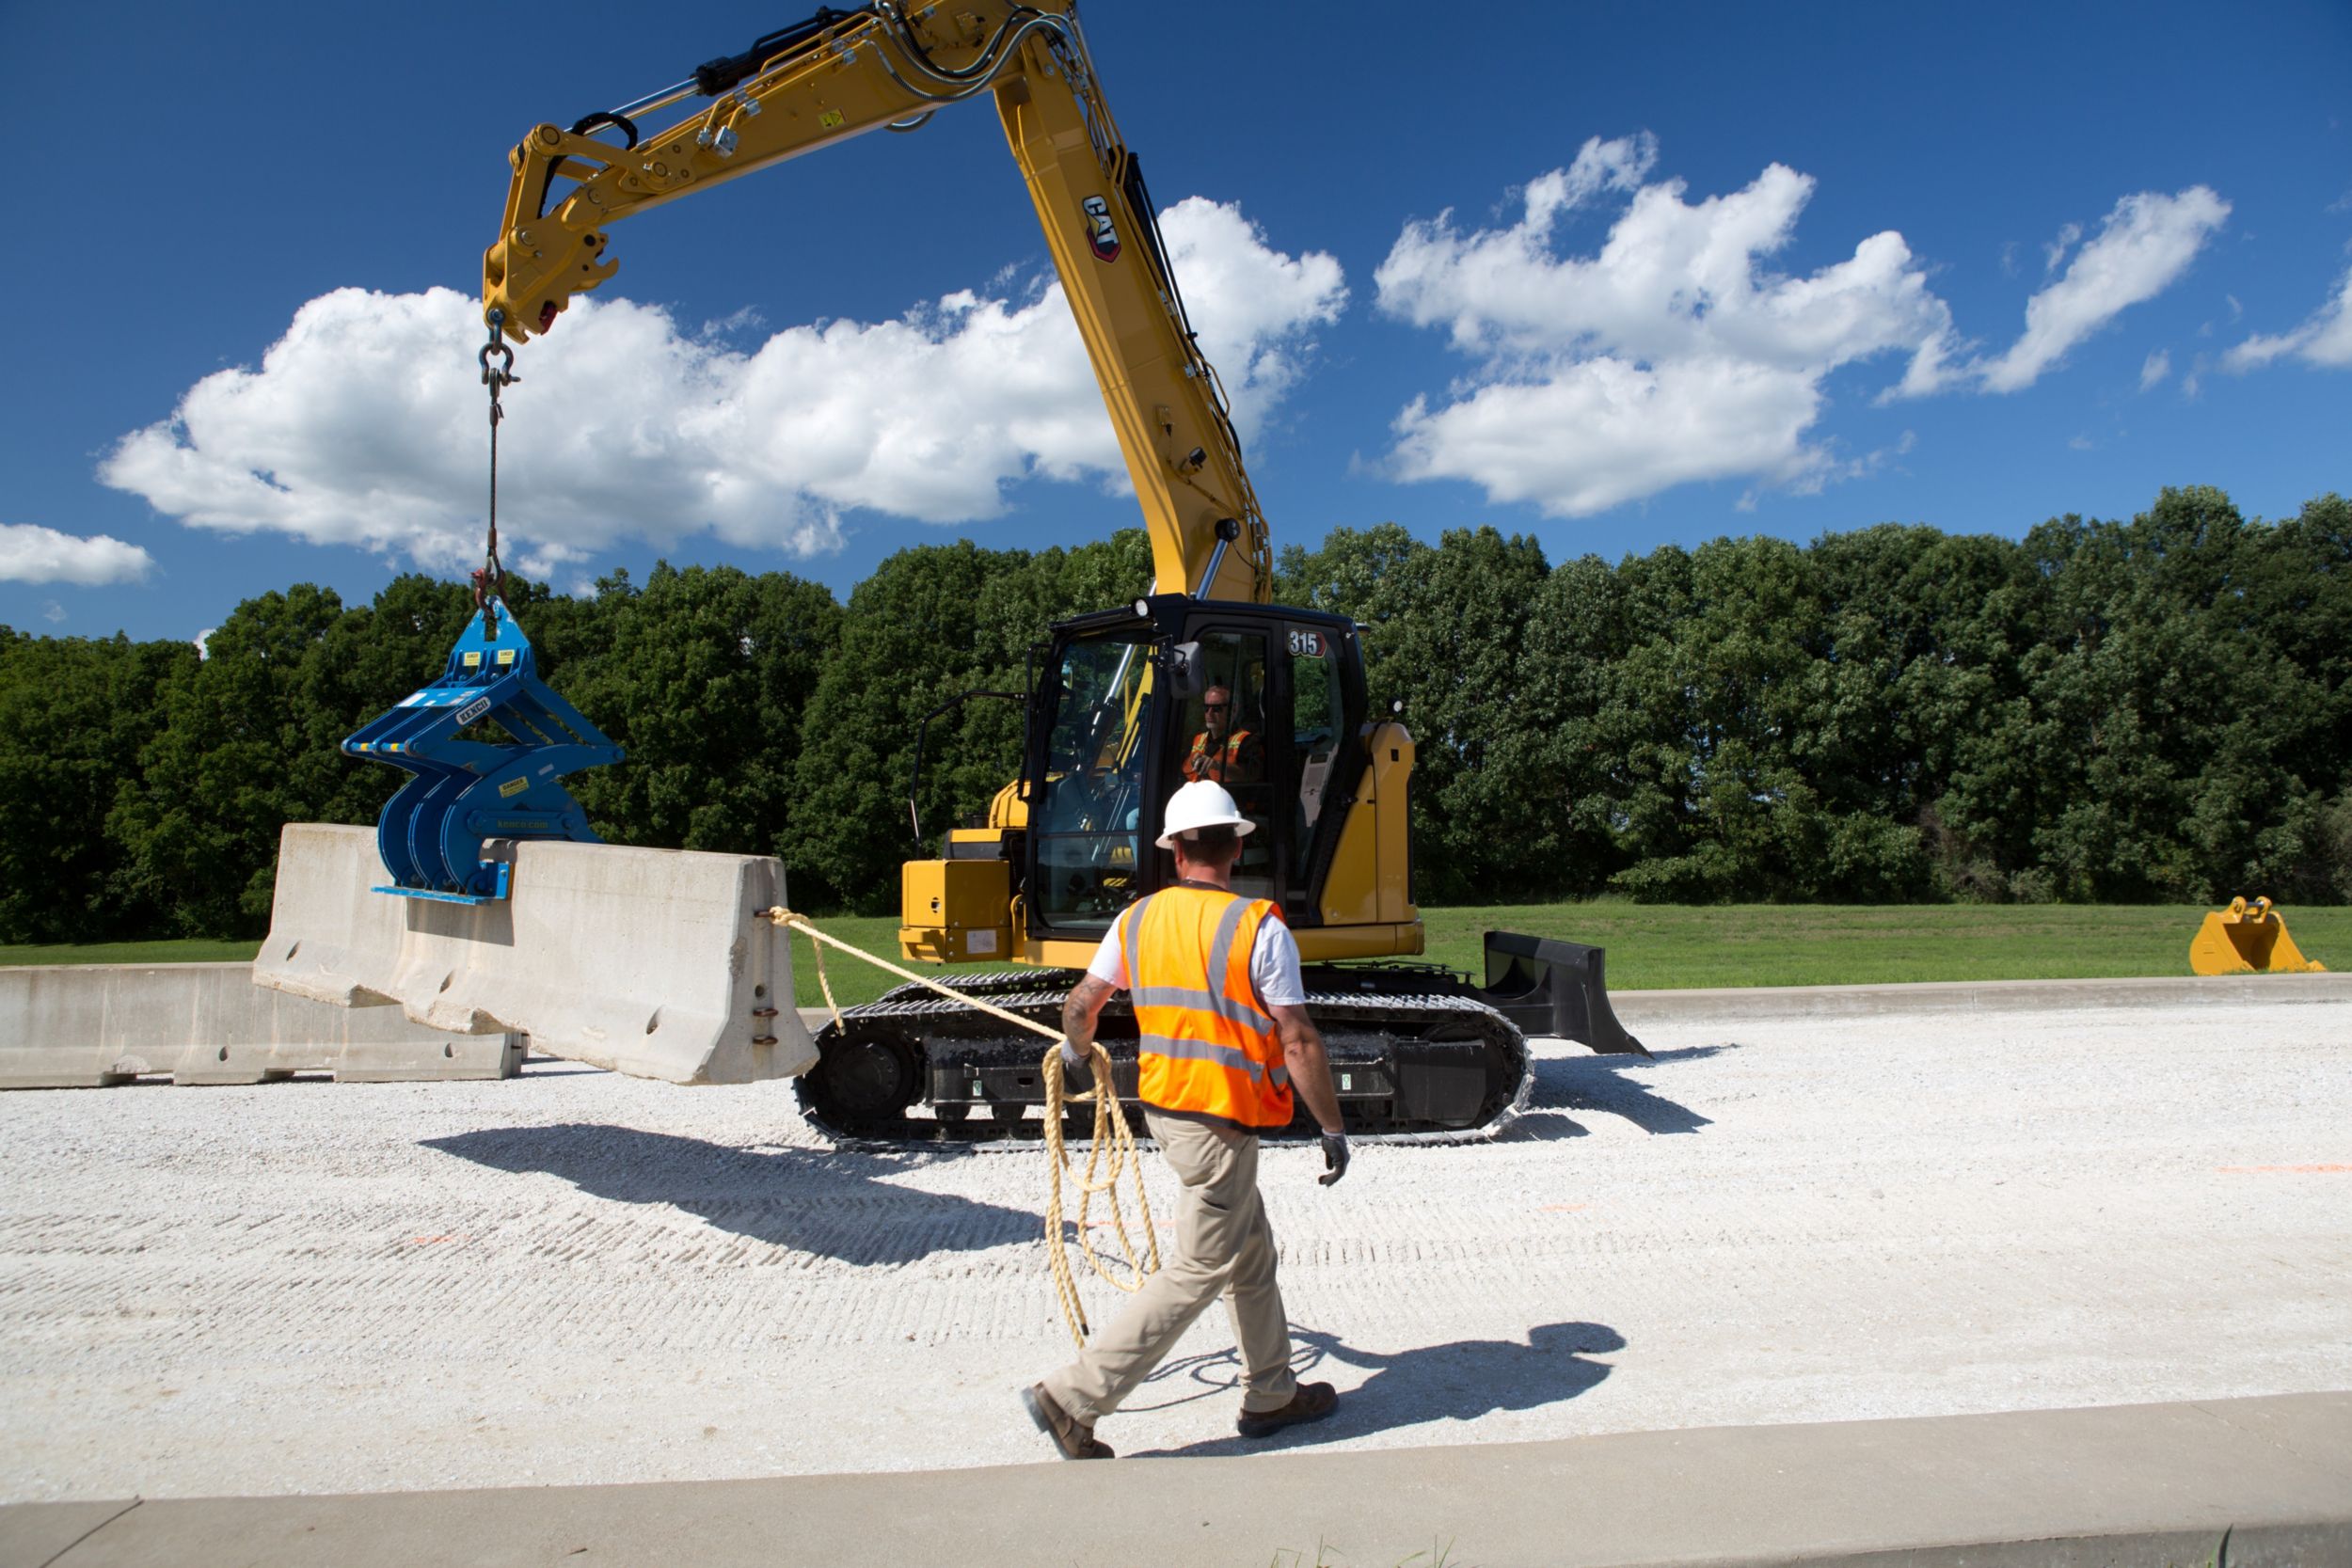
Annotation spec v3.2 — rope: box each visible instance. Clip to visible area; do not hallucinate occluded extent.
[1040,1037,1159,1345]
[757,908,1158,1346]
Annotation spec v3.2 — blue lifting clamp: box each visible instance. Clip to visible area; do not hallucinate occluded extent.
[342,598,623,903]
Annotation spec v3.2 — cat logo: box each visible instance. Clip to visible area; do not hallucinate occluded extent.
[1082,196,1120,262]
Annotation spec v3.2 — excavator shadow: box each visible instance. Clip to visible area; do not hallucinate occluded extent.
[1130,1321,1625,1456]
[421,1123,1038,1265]
[1506,1043,1734,1140]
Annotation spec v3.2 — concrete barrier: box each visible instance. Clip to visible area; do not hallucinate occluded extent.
[0,962,521,1087]
[252,824,816,1085]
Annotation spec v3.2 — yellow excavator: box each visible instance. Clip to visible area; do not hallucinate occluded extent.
[478,0,1641,1138]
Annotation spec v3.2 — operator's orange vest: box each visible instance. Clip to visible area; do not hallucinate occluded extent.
[1120,884,1294,1130]
[1183,728,1255,784]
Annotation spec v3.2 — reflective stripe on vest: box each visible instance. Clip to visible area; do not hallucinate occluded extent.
[1184,729,1253,783]
[1120,884,1294,1129]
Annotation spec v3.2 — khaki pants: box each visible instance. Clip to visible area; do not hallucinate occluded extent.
[1041,1108,1298,1424]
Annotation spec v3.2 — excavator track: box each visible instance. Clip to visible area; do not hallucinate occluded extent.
[794,967,1532,1146]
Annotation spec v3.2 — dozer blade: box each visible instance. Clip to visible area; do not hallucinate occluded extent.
[2189,895,2328,976]
[1474,929,1647,1056]
[252,823,817,1084]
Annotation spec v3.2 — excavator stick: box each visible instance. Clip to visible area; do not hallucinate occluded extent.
[252,823,817,1084]
[1476,930,1647,1056]
[2188,896,2328,975]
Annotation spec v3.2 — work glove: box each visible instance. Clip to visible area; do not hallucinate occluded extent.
[1057,1037,1093,1089]
[1317,1130,1350,1186]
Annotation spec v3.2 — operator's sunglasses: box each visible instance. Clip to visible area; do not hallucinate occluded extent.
[1202,701,1230,711]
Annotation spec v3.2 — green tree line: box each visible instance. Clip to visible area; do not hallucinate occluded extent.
[3,485,2345,944]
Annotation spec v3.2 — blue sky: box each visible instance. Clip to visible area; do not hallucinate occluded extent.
[3,0,2346,645]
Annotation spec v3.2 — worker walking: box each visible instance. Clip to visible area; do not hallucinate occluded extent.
[1023,781,1351,1460]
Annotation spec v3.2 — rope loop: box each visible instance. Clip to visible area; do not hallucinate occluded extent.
[759,906,1157,1345]
[1041,1039,1159,1346]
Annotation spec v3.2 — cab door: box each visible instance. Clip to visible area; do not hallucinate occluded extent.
[1160,621,1284,902]
[1280,619,1361,927]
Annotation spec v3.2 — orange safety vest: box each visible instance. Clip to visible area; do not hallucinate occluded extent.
[1119,883,1294,1130]
[1183,728,1256,784]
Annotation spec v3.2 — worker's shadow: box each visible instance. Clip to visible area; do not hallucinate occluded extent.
[1507,1044,1729,1140]
[421,1123,1038,1265]
[1129,1321,1625,1456]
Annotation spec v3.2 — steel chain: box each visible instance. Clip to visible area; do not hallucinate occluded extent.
[473,309,516,630]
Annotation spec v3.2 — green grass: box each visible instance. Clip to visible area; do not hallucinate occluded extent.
[8,904,2340,1011]
[1420,900,2349,992]
[0,938,262,967]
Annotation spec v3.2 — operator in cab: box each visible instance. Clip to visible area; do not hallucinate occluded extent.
[1180,685,1263,785]
[1022,781,1349,1459]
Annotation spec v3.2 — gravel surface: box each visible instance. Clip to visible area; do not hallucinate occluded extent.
[2,997,2347,1501]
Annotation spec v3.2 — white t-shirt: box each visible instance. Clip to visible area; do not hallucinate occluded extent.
[1086,896,1307,1008]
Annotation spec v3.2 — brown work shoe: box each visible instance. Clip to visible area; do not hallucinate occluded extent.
[1022,1383,1113,1460]
[1236,1380,1338,1439]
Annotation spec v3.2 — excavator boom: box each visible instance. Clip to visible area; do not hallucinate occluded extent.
[486,1,1269,605]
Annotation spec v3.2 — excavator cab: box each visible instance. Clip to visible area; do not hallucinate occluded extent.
[902,594,1384,970]
[1023,595,1370,942]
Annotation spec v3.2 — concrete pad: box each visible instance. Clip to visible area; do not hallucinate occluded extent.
[1613,970,2352,1022]
[23,1394,2352,1568]
[791,972,2352,1045]
[252,824,815,1085]
[0,963,519,1088]
[7,996,2343,1503]
[0,1499,137,1568]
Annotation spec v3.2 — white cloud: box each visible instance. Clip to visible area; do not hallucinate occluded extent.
[2223,265,2352,372]
[2139,349,2170,390]
[0,523,155,585]
[2043,222,2083,276]
[1391,359,1827,517]
[42,602,65,624]
[102,199,1343,570]
[1373,135,1960,517]
[1979,188,2230,393]
[194,627,215,659]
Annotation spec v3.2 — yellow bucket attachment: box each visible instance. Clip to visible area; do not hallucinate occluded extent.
[2188,896,2328,975]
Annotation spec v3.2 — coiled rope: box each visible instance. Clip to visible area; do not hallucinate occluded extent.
[758,909,1158,1346]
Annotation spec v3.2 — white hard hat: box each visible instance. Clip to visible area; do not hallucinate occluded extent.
[1156,780,1256,850]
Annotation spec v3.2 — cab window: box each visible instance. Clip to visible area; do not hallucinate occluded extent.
[1165,629,1275,900]
[1035,631,1151,931]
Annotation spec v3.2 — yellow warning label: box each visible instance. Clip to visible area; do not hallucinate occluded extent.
[463,651,483,668]
[497,648,516,665]
[499,776,530,799]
